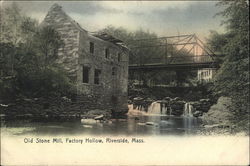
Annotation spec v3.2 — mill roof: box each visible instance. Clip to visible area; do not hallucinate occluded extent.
[45,4,128,49]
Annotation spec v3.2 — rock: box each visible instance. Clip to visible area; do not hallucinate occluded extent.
[163,97,171,101]
[204,124,230,129]
[146,122,156,126]
[134,117,139,120]
[193,111,202,117]
[94,115,104,120]
[137,122,146,126]
[202,97,232,124]
[173,97,181,101]
[81,119,97,124]
[82,125,93,128]
[133,97,143,101]
[87,109,111,119]
[62,96,71,102]
[158,100,168,104]
[128,100,132,104]
[0,104,8,107]
[104,120,112,124]
[159,120,172,126]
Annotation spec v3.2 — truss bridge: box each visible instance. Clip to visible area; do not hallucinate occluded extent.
[127,34,220,71]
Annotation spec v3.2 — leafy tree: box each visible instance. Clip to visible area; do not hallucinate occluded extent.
[209,0,249,130]
[0,3,75,102]
[100,25,197,87]
[0,2,38,45]
[34,26,64,68]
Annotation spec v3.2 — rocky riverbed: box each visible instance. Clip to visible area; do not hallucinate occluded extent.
[131,96,213,117]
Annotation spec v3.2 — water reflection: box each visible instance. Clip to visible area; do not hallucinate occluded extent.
[1,103,203,136]
[1,115,203,136]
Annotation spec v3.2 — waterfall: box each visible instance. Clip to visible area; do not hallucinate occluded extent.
[128,101,173,116]
[162,103,167,115]
[127,104,147,116]
[183,103,193,117]
[147,101,172,115]
[147,101,161,114]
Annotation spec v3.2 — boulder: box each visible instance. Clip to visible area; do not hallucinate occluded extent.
[202,97,233,124]
[193,111,203,117]
[169,100,185,116]
[94,114,104,120]
[86,109,111,119]
[163,97,171,101]
[173,97,181,101]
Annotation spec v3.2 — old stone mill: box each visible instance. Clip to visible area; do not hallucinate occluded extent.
[41,4,217,119]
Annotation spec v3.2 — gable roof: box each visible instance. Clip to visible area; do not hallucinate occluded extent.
[41,3,87,33]
[43,4,128,50]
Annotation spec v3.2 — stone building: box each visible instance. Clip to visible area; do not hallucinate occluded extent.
[41,4,129,116]
[197,69,216,83]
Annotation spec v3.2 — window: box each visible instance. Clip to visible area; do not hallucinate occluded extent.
[94,69,101,84]
[90,42,94,54]
[118,53,121,62]
[105,48,109,58]
[82,66,90,83]
[112,67,117,76]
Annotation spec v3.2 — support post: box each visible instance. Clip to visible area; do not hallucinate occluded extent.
[164,39,168,64]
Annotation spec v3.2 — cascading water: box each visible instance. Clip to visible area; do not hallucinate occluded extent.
[161,103,167,115]
[147,101,172,115]
[128,101,173,116]
[183,103,193,117]
[127,104,147,116]
[169,107,172,116]
[147,101,161,114]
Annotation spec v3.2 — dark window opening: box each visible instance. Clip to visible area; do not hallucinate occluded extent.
[112,67,116,76]
[111,95,118,106]
[94,69,101,84]
[118,53,121,62]
[83,66,90,83]
[105,48,109,58]
[90,42,94,54]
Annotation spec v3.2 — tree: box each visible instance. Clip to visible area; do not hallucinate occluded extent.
[100,25,197,87]
[209,0,249,130]
[34,26,64,68]
[0,3,74,102]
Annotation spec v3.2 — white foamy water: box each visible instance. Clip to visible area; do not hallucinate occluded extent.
[184,103,194,117]
[147,101,161,115]
[128,102,172,116]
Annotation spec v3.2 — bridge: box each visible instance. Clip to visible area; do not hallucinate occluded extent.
[127,34,220,71]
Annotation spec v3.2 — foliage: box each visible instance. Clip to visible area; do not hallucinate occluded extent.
[0,3,75,102]
[100,25,196,87]
[34,26,64,68]
[208,0,249,129]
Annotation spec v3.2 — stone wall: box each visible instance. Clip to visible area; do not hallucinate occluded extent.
[41,4,129,116]
[41,4,81,80]
[77,31,129,114]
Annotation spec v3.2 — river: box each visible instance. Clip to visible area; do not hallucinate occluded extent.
[1,104,203,136]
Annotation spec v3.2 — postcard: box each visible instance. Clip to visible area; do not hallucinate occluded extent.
[0,1,249,165]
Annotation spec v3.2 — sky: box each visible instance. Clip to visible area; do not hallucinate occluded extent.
[2,1,226,40]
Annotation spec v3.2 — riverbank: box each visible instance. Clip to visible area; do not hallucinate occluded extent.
[128,86,249,135]
[0,96,114,121]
